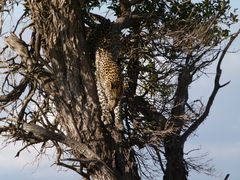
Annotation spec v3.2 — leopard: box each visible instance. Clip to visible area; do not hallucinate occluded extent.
[95,47,123,129]
[86,16,124,129]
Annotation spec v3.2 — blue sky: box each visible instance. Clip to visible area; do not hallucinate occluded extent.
[1,1,240,180]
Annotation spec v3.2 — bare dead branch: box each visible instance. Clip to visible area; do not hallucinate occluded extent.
[0,117,117,179]
[61,158,99,164]
[55,143,85,176]
[12,10,29,34]
[0,78,28,103]
[182,29,240,141]
[19,23,34,39]
[4,33,29,59]
[150,145,166,173]
[224,174,230,180]
[18,81,36,121]
[15,141,39,157]
[57,161,82,175]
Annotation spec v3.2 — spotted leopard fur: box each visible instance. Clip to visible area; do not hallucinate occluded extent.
[95,47,123,129]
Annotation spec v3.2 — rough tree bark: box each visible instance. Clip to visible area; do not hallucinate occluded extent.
[24,0,140,179]
[1,1,239,180]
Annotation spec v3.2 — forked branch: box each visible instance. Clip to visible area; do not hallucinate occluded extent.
[182,29,240,141]
[0,118,117,180]
[0,78,29,103]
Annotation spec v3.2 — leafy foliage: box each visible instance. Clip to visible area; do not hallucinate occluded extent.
[0,0,239,179]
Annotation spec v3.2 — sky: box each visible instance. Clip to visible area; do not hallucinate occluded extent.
[1,1,240,180]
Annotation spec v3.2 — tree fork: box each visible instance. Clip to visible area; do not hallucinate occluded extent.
[25,0,140,179]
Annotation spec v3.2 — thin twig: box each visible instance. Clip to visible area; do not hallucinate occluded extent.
[182,29,240,141]
[224,174,230,180]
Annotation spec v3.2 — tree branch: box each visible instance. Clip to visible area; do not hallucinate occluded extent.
[0,118,117,179]
[181,29,240,141]
[113,14,146,30]
[0,78,29,103]
[170,66,192,132]
[224,174,230,180]
[3,33,58,97]
[18,82,37,121]
[4,33,29,59]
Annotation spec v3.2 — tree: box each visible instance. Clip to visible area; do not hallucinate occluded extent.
[0,0,239,179]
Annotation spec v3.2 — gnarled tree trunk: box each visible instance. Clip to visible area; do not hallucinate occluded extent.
[27,0,140,179]
[2,1,239,179]
[163,136,187,180]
